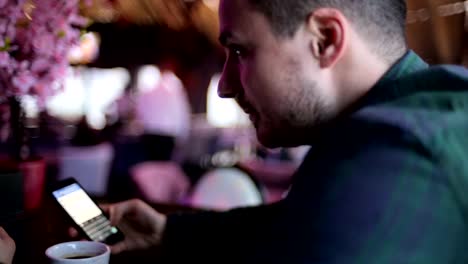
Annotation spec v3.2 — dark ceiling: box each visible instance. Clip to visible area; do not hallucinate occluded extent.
[85,22,225,113]
[87,22,224,70]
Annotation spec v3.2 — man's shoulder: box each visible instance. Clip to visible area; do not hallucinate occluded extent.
[344,86,468,162]
[308,64,468,164]
[396,64,468,95]
[355,64,468,143]
[425,64,468,80]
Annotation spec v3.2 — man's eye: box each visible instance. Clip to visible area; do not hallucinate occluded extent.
[234,47,243,56]
[230,45,246,58]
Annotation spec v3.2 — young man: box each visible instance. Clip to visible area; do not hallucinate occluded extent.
[103,0,468,263]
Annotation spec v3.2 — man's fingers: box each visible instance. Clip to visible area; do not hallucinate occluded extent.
[67,227,88,241]
[0,226,15,249]
[99,203,110,213]
[68,227,79,238]
[108,199,141,227]
[110,241,129,255]
[0,226,8,239]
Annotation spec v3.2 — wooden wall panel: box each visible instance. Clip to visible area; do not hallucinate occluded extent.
[406,0,467,65]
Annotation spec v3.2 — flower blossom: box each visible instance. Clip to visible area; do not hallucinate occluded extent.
[0,0,88,103]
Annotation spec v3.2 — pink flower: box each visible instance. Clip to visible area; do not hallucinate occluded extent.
[5,24,16,40]
[0,0,86,103]
[32,34,55,55]
[70,14,89,27]
[19,61,30,70]
[49,64,67,80]
[12,72,36,94]
[0,19,7,34]
[0,52,9,67]
[33,82,47,98]
[31,58,50,73]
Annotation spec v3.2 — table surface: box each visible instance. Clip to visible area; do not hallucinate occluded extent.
[2,196,199,264]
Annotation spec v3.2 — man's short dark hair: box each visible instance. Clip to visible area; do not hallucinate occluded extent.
[247,0,407,62]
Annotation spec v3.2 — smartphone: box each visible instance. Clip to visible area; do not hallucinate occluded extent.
[50,178,124,245]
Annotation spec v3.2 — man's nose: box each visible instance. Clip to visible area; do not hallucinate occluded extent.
[218,62,239,98]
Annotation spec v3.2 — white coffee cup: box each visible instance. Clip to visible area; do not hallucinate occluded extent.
[45,241,110,264]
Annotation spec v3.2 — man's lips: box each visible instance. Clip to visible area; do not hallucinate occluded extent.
[243,106,254,115]
[249,113,258,124]
[236,98,259,124]
[236,99,253,114]
[240,104,258,123]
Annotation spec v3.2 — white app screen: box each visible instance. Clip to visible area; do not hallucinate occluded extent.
[53,183,117,241]
[53,183,101,225]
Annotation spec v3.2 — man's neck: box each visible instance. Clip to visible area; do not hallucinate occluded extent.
[335,41,404,113]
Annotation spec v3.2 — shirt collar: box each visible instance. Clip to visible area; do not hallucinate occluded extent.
[308,51,430,145]
[357,50,429,107]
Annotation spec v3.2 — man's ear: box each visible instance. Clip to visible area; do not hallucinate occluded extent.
[306,8,347,68]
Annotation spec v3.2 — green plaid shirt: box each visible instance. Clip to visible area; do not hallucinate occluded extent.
[163,51,468,263]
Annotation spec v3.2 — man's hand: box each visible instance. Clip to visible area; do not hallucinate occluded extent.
[101,199,167,254]
[0,227,16,264]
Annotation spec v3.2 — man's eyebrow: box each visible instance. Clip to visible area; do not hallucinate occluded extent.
[218,31,232,46]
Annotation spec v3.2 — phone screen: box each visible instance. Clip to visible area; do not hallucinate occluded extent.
[52,183,120,242]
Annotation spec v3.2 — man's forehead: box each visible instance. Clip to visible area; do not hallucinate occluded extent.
[219,0,240,20]
[218,0,251,41]
[219,0,254,21]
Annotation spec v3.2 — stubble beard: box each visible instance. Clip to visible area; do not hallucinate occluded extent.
[259,78,334,148]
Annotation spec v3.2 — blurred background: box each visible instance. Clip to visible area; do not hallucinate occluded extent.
[0,0,467,213]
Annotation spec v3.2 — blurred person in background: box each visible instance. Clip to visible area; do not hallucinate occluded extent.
[69,116,105,147]
[107,63,191,203]
[74,0,468,263]
[134,64,191,161]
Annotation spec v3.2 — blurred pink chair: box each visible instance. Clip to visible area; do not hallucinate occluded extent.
[188,168,263,211]
[238,146,309,203]
[130,161,190,204]
[238,159,295,203]
[58,142,114,197]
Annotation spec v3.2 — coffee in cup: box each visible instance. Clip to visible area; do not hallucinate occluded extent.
[45,241,110,264]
